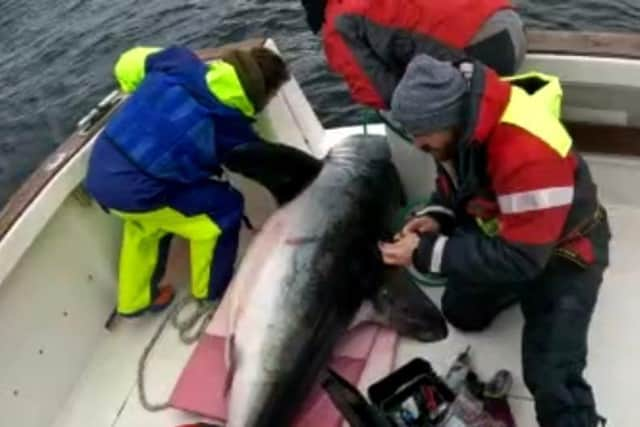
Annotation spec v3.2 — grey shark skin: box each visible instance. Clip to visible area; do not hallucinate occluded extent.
[225,135,447,427]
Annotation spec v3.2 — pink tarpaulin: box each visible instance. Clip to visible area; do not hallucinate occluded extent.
[170,292,398,426]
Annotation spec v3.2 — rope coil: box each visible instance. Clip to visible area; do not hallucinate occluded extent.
[137,296,219,412]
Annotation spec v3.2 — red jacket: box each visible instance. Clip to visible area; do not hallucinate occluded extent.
[322,0,512,108]
[413,64,606,284]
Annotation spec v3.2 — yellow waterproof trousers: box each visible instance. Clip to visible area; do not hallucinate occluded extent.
[112,183,244,316]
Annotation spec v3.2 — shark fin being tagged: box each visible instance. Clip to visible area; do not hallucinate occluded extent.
[221,141,322,205]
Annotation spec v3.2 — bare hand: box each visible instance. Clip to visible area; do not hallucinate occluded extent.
[394,215,440,241]
[379,233,420,267]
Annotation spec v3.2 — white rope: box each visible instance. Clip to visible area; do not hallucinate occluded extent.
[137,296,219,412]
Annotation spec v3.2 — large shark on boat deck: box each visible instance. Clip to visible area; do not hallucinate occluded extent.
[221,135,448,426]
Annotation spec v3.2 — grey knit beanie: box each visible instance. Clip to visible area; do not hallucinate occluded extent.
[391,55,467,135]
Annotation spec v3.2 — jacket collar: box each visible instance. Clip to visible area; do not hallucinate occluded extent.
[448,61,510,200]
[458,61,511,145]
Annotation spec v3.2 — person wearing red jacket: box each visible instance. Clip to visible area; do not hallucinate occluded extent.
[379,55,609,427]
[300,0,526,109]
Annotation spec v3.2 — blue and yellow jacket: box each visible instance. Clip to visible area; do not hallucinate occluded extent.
[86,46,260,211]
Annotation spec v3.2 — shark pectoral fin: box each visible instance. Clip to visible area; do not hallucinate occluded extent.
[221,142,322,205]
[223,334,237,397]
[371,268,449,343]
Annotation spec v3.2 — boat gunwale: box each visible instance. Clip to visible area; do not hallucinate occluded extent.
[527,30,640,60]
[0,38,265,243]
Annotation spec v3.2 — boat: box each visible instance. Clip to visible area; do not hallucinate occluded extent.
[0,31,639,427]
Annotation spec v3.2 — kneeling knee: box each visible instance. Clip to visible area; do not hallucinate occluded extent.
[442,299,492,332]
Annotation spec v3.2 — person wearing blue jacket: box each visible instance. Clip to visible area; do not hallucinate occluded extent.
[85,45,291,317]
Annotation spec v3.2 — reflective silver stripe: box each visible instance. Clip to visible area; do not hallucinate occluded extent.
[414,205,455,218]
[430,236,449,274]
[498,186,574,214]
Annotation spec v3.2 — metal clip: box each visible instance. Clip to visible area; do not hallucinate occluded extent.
[458,62,474,88]
[76,90,122,134]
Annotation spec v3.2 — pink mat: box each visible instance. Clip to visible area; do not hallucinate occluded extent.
[170,297,398,426]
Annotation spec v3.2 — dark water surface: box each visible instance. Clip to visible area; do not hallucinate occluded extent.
[1,0,640,207]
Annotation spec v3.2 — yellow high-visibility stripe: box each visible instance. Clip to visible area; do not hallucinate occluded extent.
[205,60,255,117]
[500,85,572,158]
[113,47,162,93]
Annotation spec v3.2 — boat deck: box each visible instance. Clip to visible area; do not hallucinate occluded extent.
[48,202,639,427]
